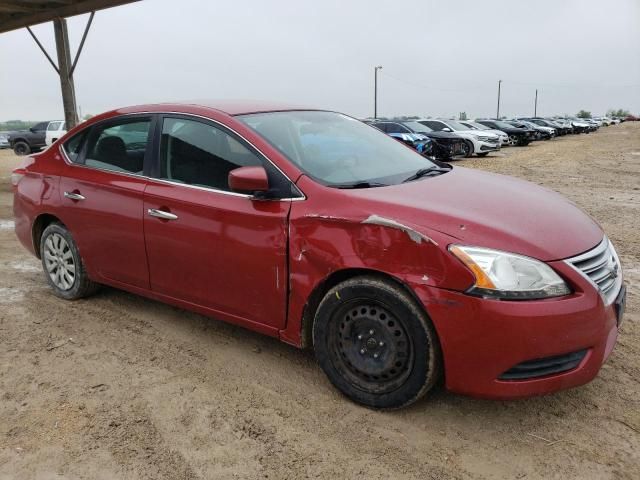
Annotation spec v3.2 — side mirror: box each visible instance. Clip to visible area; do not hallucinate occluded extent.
[442,127,452,132]
[228,166,269,195]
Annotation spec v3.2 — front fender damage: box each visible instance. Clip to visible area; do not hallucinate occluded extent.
[280,212,472,347]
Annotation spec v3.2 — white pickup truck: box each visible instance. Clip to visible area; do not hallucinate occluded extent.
[45,120,67,146]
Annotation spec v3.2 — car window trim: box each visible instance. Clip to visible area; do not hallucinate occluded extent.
[58,111,305,202]
[150,113,304,200]
[79,113,156,172]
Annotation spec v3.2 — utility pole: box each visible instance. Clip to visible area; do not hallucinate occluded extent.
[53,18,79,129]
[374,65,383,119]
[496,80,502,119]
[534,89,538,117]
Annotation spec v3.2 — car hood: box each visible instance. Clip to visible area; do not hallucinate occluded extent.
[452,131,499,140]
[350,166,603,261]
[483,129,508,137]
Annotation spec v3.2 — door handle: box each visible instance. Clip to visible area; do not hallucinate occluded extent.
[148,208,178,221]
[63,191,85,201]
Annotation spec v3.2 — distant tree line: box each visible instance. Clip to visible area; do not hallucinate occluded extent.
[605,108,631,118]
[0,120,40,131]
[577,108,632,119]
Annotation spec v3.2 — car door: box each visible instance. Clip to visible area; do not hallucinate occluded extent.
[32,121,50,149]
[143,115,293,330]
[57,115,155,289]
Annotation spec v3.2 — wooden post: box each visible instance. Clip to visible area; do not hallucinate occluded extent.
[53,17,78,129]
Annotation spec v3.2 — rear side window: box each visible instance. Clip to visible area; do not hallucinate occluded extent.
[63,132,86,163]
[159,117,262,191]
[84,119,152,174]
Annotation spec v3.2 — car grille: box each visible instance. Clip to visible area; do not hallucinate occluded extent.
[498,349,588,381]
[565,237,622,305]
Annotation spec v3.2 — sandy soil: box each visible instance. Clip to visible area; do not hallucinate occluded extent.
[0,123,638,479]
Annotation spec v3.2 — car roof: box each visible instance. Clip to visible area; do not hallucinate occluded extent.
[115,100,315,116]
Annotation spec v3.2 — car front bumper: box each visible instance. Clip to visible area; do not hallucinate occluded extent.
[411,260,622,399]
[476,140,500,152]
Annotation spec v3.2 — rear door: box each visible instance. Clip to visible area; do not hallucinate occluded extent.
[142,115,293,329]
[58,115,155,288]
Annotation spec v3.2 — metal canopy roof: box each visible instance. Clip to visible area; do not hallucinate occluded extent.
[0,0,139,34]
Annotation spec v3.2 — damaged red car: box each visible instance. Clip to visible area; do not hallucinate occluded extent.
[12,102,626,408]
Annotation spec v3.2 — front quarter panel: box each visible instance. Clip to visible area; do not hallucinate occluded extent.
[280,177,474,346]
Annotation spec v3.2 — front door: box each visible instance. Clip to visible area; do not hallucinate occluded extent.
[143,116,291,329]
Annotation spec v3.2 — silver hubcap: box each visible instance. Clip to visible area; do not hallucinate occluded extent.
[44,233,76,290]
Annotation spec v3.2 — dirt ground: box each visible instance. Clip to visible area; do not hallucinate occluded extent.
[0,122,638,480]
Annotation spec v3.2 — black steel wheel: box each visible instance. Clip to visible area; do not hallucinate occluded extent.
[313,276,441,409]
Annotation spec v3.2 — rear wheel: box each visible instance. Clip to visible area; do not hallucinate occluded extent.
[313,276,441,409]
[40,223,99,300]
[13,141,30,156]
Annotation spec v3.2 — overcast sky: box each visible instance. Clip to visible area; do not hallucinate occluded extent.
[0,0,638,121]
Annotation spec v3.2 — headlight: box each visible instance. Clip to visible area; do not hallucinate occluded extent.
[449,245,571,300]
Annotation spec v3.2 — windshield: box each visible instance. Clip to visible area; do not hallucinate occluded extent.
[442,120,471,131]
[465,121,489,130]
[401,121,433,133]
[238,111,438,187]
[492,121,515,129]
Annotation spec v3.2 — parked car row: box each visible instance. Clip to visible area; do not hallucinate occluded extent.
[4,120,67,155]
[0,131,10,149]
[366,113,629,160]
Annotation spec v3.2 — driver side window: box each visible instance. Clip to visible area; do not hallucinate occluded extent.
[159,117,262,192]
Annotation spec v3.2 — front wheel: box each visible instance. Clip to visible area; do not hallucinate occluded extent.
[461,140,473,158]
[313,276,442,409]
[40,223,99,300]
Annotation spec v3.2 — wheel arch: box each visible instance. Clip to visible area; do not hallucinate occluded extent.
[299,267,426,350]
[32,213,66,258]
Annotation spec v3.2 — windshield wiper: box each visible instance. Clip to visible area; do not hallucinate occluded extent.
[333,181,389,189]
[402,166,451,183]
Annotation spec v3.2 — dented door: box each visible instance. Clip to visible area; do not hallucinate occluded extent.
[143,180,291,329]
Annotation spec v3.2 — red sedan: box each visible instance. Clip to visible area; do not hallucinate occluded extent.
[12,101,625,408]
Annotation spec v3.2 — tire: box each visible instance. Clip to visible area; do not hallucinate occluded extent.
[40,223,99,300]
[461,140,473,158]
[508,134,519,146]
[13,141,30,156]
[313,276,441,409]
[477,152,489,157]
